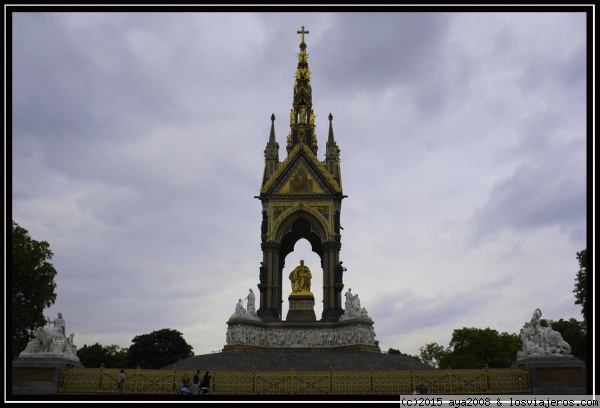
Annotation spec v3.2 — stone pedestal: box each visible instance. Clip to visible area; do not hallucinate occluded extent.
[12,356,83,395]
[286,293,316,322]
[512,356,587,395]
[226,288,376,352]
[224,317,377,352]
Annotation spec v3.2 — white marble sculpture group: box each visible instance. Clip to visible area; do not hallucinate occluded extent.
[339,288,371,321]
[226,287,375,348]
[230,289,260,320]
[517,308,572,359]
[22,306,570,361]
[19,312,80,361]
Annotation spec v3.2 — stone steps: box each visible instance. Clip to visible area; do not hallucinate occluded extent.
[162,351,433,372]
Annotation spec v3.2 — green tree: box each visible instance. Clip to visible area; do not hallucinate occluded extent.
[11,220,58,359]
[439,327,520,369]
[127,328,194,369]
[573,249,587,328]
[77,343,128,368]
[386,347,421,361]
[545,318,586,362]
[77,343,104,368]
[104,344,129,368]
[419,342,448,368]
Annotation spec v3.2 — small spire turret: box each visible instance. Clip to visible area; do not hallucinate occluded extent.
[262,113,280,185]
[325,113,341,184]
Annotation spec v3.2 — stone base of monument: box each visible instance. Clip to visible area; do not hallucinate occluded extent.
[223,343,379,353]
[286,292,317,322]
[224,317,378,353]
[512,356,587,395]
[12,356,83,395]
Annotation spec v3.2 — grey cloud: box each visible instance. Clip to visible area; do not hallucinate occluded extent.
[315,13,452,97]
[371,288,493,338]
[467,159,586,246]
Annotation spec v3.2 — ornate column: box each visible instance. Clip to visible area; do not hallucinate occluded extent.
[321,240,343,321]
[258,241,282,321]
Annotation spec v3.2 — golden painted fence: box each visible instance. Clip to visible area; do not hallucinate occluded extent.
[59,366,531,395]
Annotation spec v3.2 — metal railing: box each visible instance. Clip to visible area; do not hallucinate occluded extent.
[59,366,531,395]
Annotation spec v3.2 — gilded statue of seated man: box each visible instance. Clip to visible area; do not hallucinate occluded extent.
[289,260,312,293]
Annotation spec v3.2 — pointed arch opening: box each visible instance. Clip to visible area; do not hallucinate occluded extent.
[259,206,343,322]
[276,214,324,321]
[281,238,322,321]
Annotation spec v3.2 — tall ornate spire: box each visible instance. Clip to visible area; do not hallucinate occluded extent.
[255,29,348,323]
[287,26,317,156]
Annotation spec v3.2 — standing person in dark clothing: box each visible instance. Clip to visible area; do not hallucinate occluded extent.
[193,370,201,395]
[201,371,212,395]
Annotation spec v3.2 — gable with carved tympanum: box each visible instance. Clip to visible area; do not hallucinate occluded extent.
[273,160,328,195]
[261,145,341,196]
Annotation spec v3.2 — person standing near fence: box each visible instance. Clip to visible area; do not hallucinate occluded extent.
[117,369,126,394]
[201,371,211,395]
[193,370,201,395]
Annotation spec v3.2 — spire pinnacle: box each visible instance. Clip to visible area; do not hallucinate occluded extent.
[269,113,276,143]
[325,112,341,184]
[297,26,309,44]
[327,113,335,143]
[288,26,317,155]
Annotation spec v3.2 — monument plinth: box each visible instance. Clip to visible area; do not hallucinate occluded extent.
[12,312,83,395]
[513,356,586,395]
[510,309,587,394]
[286,292,317,322]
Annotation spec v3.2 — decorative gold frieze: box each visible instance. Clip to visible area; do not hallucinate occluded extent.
[315,206,329,219]
[289,300,315,309]
[272,206,287,221]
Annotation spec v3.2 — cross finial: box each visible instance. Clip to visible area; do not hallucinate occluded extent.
[297,26,309,43]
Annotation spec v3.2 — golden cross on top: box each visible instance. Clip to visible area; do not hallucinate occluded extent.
[297,26,309,43]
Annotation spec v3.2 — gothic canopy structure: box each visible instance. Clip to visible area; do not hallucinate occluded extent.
[255,27,347,322]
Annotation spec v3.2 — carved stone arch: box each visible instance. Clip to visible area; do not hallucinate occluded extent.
[274,207,328,244]
[275,210,327,269]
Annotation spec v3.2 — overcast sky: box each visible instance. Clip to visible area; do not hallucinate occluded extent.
[8,7,590,360]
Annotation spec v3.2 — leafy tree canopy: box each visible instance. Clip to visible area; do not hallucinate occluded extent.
[419,342,448,368]
[11,220,58,359]
[127,328,194,369]
[386,347,421,361]
[77,343,128,368]
[439,327,520,369]
[573,249,588,327]
[542,318,587,363]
